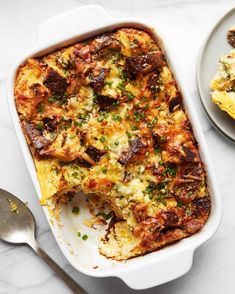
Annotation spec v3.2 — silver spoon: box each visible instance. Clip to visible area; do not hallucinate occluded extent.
[0,188,87,294]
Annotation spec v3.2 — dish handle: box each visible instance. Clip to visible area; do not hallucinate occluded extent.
[37,5,113,48]
[118,247,195,290]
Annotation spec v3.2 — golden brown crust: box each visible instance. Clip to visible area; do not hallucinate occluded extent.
[15,28,210,260]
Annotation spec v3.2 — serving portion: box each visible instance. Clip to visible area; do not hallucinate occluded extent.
[14,28,210,261]
[211,26,235,119]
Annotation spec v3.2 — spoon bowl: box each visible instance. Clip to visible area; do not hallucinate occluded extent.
[0,188,35,244]
[0,188,87,294]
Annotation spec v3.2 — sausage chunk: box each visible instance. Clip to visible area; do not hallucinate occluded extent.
[227,26,235,47]
[43,68,67,97]
[119,137,145,165]
[126,52,164,74]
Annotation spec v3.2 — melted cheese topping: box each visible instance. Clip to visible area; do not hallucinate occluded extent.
[15,28,210,260]
[211,49,235,119]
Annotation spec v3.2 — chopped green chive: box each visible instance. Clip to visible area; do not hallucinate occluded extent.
[117,82,126,91]
[104,81,113,87]
[154,146,161,154]
[48,96,57,103]
[166,167,176,177]
[99,135,106,143]
[144,104,149,110]
[74,121,83,127]
[72,206,80,214]
[127,93,135,101]
[82,234,88,241]
[37,103,45,113]
[96,211,113,220]
[77,232,81,237]
[97,115,104,122]
[126,131,132,138]
[36,122,44,131]
[101,167,107,174]
[112,114,122,122]
[131,125,138,131]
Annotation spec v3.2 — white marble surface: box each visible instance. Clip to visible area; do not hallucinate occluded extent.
[0,0,235,293]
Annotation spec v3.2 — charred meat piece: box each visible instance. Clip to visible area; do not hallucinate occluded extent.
[85,146,105,162]
[147,72,159,91]
[192,197,211,216]
[173,180,200,204]
[181,145,196,162]
[24,122,50,150]
[227,26,235,47]
[182,197,210,233]
[169,95,182,112]
[96,95,118,111]
[119,137,146,165]
[179,162,204,180]
[134,217,161,244]
[43,68,67,97]
[131,202,148,222]
[42,117,58,132]
[126,52,164,74]
[60,157,92,168]
[29,83,48,97]
[161,209,180,228]
[88,68,109,89]
[90,34,121,54]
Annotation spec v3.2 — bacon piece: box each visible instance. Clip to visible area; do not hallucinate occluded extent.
[24,122,50,150]
[43,68,67,97]
[85,146,105,162]
[126,52,164,74]
[119,137,146,165]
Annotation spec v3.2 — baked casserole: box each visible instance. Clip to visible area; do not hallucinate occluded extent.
[14,28,210,260]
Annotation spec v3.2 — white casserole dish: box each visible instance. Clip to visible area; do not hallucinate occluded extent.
[7,5,221,290]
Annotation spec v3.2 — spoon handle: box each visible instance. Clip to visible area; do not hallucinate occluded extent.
[28,239,87,294]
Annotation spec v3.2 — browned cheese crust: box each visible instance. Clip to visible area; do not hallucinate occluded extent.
[14,28,210,260]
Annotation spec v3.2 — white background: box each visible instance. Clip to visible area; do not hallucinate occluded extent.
[0,0,235,293]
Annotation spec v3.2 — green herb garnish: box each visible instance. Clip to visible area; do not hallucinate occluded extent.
[112,114,122,122]
[37,103,45,113]
[36,122,44,131]
[72,206,80,214]
[82,234,88,241]
[99,135,106,143]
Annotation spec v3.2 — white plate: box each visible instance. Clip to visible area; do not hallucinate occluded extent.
[197,6,235,143]
[7,5,221,290]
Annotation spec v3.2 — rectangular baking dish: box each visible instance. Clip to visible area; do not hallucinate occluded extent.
[7,5,221,290]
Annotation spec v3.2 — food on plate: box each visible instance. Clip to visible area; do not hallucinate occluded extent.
[227,25,235,47]
[211,27,235,119]
[14,28,210,260]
